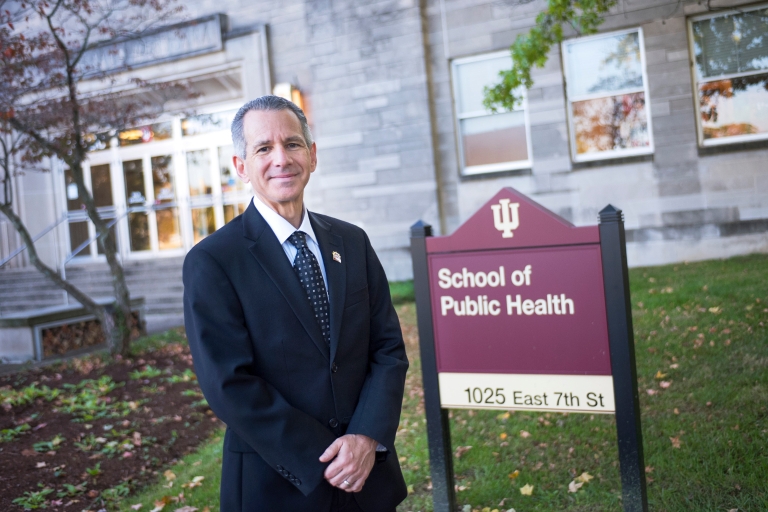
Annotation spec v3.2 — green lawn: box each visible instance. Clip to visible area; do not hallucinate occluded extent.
[121,255,768,511]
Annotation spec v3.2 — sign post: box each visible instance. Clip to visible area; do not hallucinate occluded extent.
[410,188,647,512]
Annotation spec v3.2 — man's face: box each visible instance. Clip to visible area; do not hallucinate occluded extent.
[233,109,317,209]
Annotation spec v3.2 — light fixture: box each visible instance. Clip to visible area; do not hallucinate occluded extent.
[273,83,304,110]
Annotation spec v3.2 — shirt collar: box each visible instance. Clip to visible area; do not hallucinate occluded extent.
[252,195,319,246]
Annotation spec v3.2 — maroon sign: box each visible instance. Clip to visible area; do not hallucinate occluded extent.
[426,188,610,376]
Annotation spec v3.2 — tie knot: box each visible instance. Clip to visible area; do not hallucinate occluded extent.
[288,231,308,249]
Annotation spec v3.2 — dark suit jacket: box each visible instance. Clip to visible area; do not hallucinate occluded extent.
[183,202,409,512]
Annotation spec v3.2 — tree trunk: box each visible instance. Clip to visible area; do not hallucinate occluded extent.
[0,203,112,332]
[69,161,133,355]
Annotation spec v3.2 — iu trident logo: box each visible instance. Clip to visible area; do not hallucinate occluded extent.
[491,198,520,238]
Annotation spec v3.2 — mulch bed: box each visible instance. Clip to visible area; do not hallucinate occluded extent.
[0,334,221,511]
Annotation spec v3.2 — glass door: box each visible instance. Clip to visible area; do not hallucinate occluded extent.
[64,163,116,259]
[122,155,183,254]
[123,159,151,253]
[151,155,183,251]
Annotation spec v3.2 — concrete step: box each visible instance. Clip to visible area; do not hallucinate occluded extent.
[0,257,186,319]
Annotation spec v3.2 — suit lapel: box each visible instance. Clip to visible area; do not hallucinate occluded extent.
[309,212,345,363]
[243,203,330,361]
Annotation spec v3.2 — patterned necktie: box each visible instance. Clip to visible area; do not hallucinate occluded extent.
[288,231,330,345]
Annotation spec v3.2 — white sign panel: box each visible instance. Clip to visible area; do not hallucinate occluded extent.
[439,372,615,413]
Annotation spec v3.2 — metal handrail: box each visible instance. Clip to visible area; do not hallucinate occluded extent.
[63,206,142,265]
[0,213,68,268]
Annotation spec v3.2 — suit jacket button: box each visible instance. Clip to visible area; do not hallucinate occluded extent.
[331,362,338,373]
[328,418,339,428]
[295,478,302,485]
[276,465,284,471]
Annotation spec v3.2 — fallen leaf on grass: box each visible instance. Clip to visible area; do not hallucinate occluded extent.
[174,507,198,512]
[568,480,583,493]
[646,389,657,396]
[645,466,654,473]
[708,307,721,314]
[669,436,681,449]
[151,496,173,512]
[130,505,143,511]
[519,483,534,496]
[508,470,520,480]
[164,470,177,481]
[454,446,472,458]
[519,430,531,438]
[575,472,593,483]
[669,364,679,369]
[192,461,202,466]
[182,476,205,489]
[673,408,679,415]
[659,381,671,389]
[36,462,47,468]
[654,371,667,379]
[499,432,507,440]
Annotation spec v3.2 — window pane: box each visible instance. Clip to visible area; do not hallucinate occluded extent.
[224,202,249,223]
[191,207,216,244]
[187,150,213,197]
[455,54,513,114]
[127,212,150,252]
[572,92,650,155]
[460,111,528,167]
[156,207,182,250]
[118,121,172,146]
[90,164,113,208]
[151,155,176,203]
[219,145,246,194]
[565,31,644,97]
[64,169,84,212]
[699,72,768,139]
[123,160,146,206]
[693,8,768,79]
[182,110,237,137]
[68,221,90,257]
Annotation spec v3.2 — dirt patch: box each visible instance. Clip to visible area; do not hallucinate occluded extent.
[0,335,221,511]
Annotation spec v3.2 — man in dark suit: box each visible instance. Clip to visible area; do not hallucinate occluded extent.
[183,95,409,512]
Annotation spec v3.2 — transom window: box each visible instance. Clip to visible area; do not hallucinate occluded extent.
[689,5,768,146]
[562,28,654,162]
[451,51,532,176]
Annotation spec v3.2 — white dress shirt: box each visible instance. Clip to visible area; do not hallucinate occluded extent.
[251,195,329,294]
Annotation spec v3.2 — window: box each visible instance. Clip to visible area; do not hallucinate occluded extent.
[69,104,251,260]
[562,28,653,162]
[451,51,532,175]
[689,5,768,146]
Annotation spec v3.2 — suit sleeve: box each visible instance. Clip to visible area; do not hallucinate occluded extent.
[345,232,409,452]
[183,247,337,496]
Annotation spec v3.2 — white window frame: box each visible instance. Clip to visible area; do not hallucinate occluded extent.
[688,4,768,147]
[561,27,654,163]
[451,50,533,176]
[66,101,249,261]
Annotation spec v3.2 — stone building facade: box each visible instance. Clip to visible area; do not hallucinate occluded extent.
[2,0,767,281]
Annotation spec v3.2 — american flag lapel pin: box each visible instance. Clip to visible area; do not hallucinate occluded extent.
[332,251,341,263]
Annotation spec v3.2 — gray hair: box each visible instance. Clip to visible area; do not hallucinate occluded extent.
[231,95,313,159]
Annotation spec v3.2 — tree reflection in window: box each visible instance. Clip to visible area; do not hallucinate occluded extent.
[573,93,649,154]
[563,28,652,161]
[691,6,768,143]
